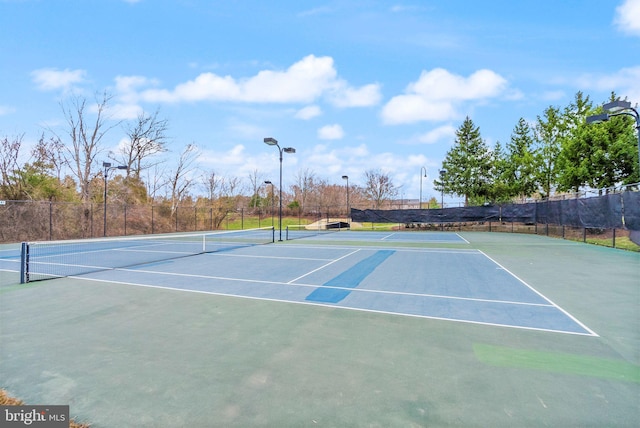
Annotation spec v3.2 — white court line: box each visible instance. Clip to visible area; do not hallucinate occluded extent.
[73,275,597,337]
[280,243,480,254]
[455,233,470,244]
[286,249,361,284]
[85,263,556,308]
[477,250,598,337]
[206,253,335,261]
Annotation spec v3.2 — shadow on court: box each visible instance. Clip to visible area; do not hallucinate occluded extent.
[0,232,638,427]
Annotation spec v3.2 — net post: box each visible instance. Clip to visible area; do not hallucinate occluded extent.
[19,242,29,284]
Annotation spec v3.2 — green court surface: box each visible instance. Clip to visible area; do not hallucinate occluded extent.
[0,232,638,427]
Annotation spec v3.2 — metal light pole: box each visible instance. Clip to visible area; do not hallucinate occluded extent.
[586,99,640,173]
[439,169,447,209]
[264,180,275,227]
[341,175,349,223]
[264,137,296,241]
[419,167,427,209]
[102,161,128,237]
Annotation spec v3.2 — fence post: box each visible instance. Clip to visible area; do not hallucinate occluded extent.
[49,201,53,241]
[612,228,616,248]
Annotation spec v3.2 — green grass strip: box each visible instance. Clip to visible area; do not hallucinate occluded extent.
[474,343,640,383]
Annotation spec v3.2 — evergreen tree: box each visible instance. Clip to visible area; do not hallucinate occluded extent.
[556,92,593,193]
[440,117,492,206]
[503,118,539,199]
[488,140,511,202]
[534,105,564,198]
[557,92,638,192]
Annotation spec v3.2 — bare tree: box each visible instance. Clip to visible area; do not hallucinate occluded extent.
[59,92,120,202]
[202,170,222,200]
[247,169,264,209]
[32,133,66,180]
[221,176,243,198]
[117,110,169,179]
[166,144,198,214]
[144,163,167,202]
[293,168,317,214]
[0,134,25,199]
[363,169,399,209]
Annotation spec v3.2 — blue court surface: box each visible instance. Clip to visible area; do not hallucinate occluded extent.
[2,231,638,428]
[67,240,594,336]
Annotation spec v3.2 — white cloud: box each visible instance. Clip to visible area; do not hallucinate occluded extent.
[417,125,456,144]
[0,105,15,116]
[381,68,508,125]
[576,66,640,102]
[328,82,382,107]
[139,55,379,108]
[295,105,322,120]
[109,103,143,120]
[115,75,154,96]
[31,68,86,91]
[382,96,457,124]
[615,0,640,36]
[317,124,345,140]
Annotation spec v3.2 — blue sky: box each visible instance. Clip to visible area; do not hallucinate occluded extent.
[1,0,639,204]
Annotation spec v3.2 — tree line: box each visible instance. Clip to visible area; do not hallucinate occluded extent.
[435,92,638,206]
[1,91,638,213]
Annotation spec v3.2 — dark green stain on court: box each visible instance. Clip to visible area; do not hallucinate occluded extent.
[474,343,640,383]
[305,250,395,303]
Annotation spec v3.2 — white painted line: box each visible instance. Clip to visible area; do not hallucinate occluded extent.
[477,250,598,337]
[206,253,335,261]
[286,249,361,284]
[72,276,599,336]
[455,233,470,244]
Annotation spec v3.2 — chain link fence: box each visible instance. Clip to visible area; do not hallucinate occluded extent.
[0,200,353,243]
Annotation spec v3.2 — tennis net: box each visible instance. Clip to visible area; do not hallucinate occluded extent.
[20,227,274,283]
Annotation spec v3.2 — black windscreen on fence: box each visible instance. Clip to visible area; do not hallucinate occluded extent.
[351,191,639,231]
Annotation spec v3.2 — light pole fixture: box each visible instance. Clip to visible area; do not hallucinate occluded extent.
[341,175,349,223]
[439,169,447,209]
[419,167,427,209]
[264,180,275,227]
[586,99,639,172]
[263,137,296,241]
[103,161,128,237]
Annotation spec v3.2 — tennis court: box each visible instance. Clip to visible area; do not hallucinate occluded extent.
[1,230,638,427]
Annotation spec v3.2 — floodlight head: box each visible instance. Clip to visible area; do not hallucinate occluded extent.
[264,180,272,185]
[603,100,631,114]
[102,162,112,168]
[439,169,447,175]
[342,175,348,180]
[586,113,609,125]
[283,147,296,154]
[263,137,278,146]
